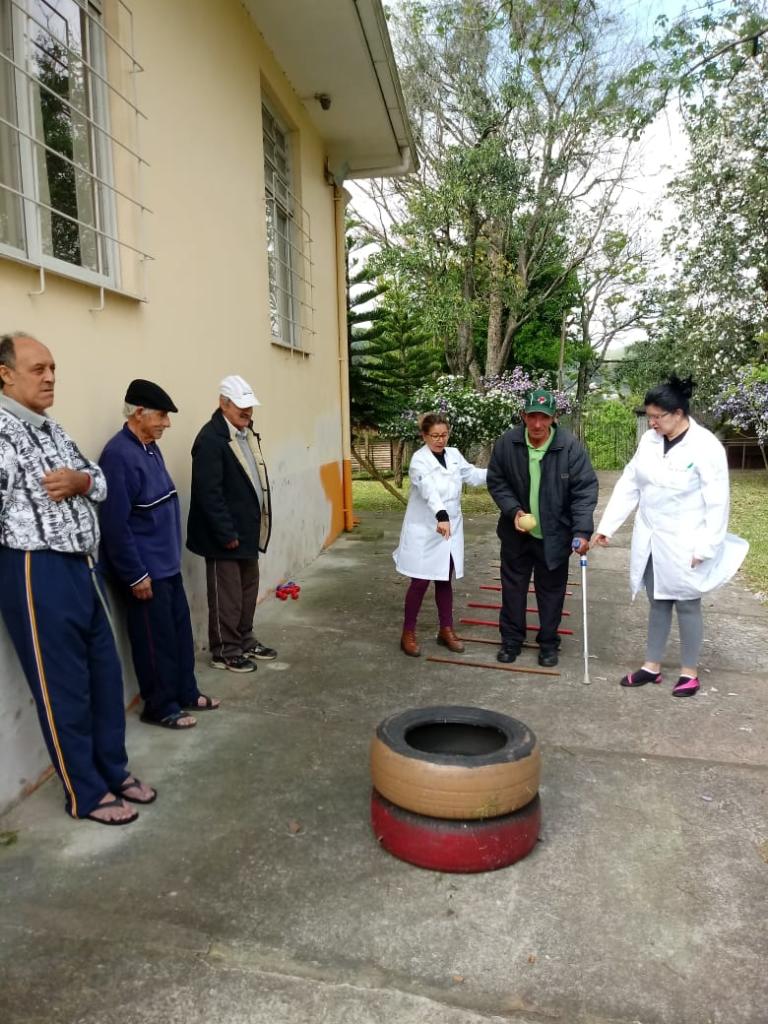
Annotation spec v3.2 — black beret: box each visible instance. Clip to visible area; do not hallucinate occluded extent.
[124,379,178,413]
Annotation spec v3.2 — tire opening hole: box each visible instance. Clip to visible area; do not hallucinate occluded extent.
[405,723,507,756]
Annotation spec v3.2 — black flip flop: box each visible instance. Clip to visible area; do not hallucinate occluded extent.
[183,693,220,711]
[140,709,197,729]
[86,796,138,827]
[119,776,157,805]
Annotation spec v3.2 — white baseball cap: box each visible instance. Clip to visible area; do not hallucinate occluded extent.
[219,374,260,409]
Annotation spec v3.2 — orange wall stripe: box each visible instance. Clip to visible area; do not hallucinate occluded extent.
[319,460,345,548]
[24,552,78,817]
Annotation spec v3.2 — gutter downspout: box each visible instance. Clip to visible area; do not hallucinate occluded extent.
[346,146,415,180]
[334,184,355,532]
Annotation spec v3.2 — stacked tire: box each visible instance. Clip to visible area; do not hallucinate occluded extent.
[370,705,541,873]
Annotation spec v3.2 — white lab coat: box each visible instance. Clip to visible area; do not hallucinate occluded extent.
[596,418,748,600]
[393,445,487,581]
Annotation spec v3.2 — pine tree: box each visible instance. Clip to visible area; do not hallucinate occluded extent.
[346,219,387,429]
[364,283,442,423]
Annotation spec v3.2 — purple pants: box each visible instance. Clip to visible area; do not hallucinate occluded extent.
[403,559,454,632]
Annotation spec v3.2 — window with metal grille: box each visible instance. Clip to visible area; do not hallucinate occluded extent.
[0,0,149,298]
[262,100,314,351]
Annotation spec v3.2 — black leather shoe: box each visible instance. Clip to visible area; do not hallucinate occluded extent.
[538,649,559,667]
[497,645,521,664]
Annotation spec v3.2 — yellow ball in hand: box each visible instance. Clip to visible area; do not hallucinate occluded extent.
[518,513,537,532]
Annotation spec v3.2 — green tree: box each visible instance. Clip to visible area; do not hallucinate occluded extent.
[582,399,637,471]
[570,227,651,436]
[346,219,387,429]
[360,0,648,389]
[362,283,442,423]
[621,2,768,407]
[362,282,442,483]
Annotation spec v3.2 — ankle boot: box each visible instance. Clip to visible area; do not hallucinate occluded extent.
[400,630,421,657]
[436,626,465,653]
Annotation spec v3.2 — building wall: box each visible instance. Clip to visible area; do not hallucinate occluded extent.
[0,0,349,813]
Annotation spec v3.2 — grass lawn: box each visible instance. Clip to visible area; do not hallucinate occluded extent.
[352,478,496,516]
[353,470,768,598]
[729,470,768,599]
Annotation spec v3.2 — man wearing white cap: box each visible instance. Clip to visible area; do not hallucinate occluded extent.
[187,375,274,672]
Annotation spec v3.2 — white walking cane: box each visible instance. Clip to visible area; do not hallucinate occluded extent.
[573,540,591,685]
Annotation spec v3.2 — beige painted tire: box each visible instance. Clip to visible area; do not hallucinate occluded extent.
[370,706,540,820]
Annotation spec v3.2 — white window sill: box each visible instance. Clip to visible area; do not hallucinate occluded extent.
[270,337,311,356]
[0,247,146,303]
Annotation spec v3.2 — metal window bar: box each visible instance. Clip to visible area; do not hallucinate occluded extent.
[0,178,152,259]
[265,285,316,343]
[262,103,315,347]
[1,0,151,297]
[82,4,107,277]
[119,0,148,302]
[55,0,143,71]
[263,176,316,282]
[0,112,150,212]
[264,190,316,346]
[11,0,146,118]
[0,48,147,165]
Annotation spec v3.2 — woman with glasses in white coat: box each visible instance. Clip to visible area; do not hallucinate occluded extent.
[394,413,487,657]
[593,376,747,697]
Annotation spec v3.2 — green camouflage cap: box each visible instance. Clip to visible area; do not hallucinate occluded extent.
[524,388,556,416]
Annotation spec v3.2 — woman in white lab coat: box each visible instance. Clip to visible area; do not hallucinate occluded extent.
[394,413,487,657]
[593,376,747,697]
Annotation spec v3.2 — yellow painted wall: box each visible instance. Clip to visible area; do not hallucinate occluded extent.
[0,0,350,811]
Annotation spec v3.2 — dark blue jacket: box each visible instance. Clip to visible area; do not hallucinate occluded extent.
[98,424,182,585]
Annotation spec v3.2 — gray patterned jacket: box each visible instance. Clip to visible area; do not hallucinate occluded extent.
[0,395,106,554]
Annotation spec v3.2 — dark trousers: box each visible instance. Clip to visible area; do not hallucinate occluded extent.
[125,573,200,719]
[403,558,455,631]
[0,548,129,819]
[205,558,259,659]
[499,535,569,651]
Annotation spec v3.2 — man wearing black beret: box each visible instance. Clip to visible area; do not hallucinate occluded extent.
[99,380,219,728]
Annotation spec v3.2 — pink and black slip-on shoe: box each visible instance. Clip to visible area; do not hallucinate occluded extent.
[672,675,700,697]
[620,668,663,687]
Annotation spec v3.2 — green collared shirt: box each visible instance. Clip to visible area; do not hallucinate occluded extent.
[526,427,554,539]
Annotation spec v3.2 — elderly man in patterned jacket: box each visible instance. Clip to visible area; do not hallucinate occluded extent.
[0,332,155,825]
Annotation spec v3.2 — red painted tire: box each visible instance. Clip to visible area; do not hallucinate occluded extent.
[371,789,541,873]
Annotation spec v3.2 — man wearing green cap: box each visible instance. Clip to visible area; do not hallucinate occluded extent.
[487,389,597,666]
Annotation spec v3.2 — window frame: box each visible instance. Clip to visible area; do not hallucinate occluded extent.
[262,99,303,351]
[0,0,121,290]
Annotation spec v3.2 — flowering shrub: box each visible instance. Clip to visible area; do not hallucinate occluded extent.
[713,365,768,458]
[379,370,570,452]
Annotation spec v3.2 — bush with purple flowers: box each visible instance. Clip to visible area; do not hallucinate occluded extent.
[713,365,768,469]
[379,370,570,452]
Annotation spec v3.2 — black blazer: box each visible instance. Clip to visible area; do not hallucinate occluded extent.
[486,424,598,569]
[186,409,272,560]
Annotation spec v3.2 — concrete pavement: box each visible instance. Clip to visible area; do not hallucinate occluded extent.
[1,473,767,1024]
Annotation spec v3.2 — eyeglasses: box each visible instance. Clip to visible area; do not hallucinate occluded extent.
[427,432,449,440]
[646,411,673,423]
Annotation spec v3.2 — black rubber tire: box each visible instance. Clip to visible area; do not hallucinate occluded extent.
[370,705,540,820]
[371,788,541,872]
